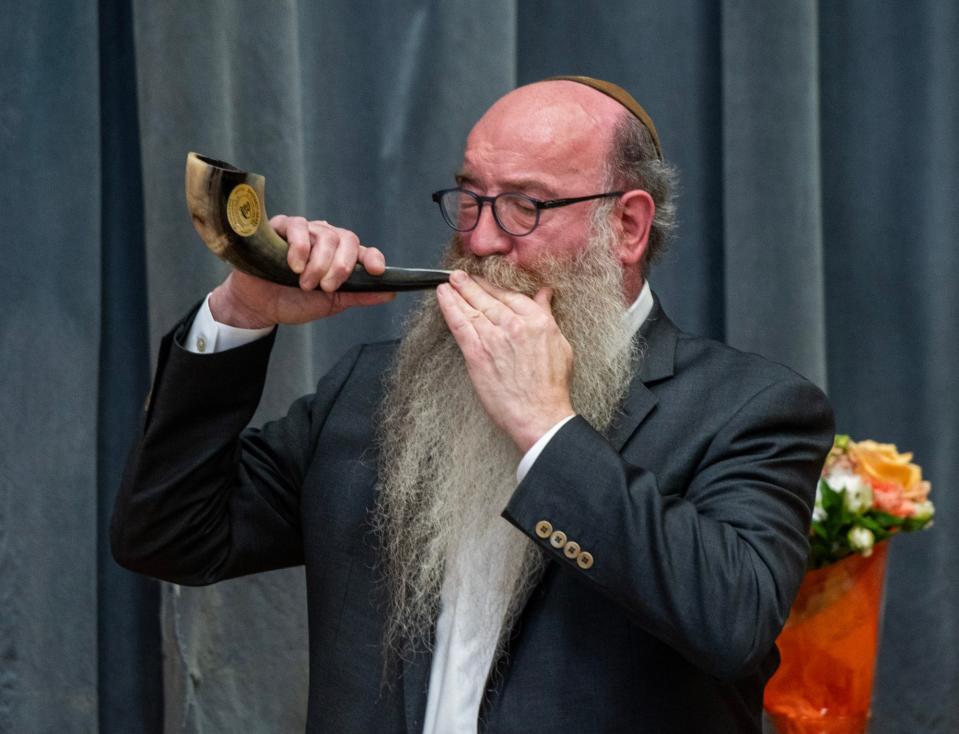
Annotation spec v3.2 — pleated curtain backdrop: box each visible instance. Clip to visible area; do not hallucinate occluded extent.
[1,1,956,732]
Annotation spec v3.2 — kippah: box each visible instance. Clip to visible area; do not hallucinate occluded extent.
[545,75,663,160]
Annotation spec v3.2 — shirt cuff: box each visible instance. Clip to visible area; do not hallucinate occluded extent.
[516,414,577,483]
[184,293,275,354]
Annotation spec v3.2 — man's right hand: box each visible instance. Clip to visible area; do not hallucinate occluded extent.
[208,215,395,328]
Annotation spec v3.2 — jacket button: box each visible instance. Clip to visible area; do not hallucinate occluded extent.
[563,541,581,559]
[576,551,594,570]
[535,520,553,539]
[549,530,567,549]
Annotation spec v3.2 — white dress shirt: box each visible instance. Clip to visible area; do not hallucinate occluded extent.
[185,281,655,733]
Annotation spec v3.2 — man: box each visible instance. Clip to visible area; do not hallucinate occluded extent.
[112,77,834,732]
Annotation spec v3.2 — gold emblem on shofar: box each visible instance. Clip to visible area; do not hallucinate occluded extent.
[226,183,261,236]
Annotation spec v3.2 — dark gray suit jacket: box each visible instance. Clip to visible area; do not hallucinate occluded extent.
[112,298,834,733]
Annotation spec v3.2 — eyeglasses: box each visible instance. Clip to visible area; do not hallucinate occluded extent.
[431,188,624,237]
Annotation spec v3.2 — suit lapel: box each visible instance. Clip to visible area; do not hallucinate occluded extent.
[607,295,677,450]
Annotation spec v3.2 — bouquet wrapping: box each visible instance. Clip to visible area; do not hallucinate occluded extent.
[764,436,934,733]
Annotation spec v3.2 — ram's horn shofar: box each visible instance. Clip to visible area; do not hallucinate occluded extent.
[185,152,451,292]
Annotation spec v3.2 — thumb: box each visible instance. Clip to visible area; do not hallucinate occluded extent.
[534,287,554,312]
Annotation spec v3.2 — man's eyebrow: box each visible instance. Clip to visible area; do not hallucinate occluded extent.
[502,177,555,196]
[453,170,554,196]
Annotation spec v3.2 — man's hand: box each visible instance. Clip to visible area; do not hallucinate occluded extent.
[436,270,575,453]
[209,215,394,328]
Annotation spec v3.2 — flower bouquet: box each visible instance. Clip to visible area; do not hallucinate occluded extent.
[809,436,934,568]
[764,436,934,734]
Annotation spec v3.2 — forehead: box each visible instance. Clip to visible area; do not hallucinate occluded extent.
[461,82,622,191]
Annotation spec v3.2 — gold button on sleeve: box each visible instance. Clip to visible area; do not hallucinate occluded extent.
[563,541,581,559]
[535,520,553,539]
[576,551,594,570]
[549,530,567,549]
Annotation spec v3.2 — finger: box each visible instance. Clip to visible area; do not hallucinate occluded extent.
[332,291,396,310]
[443,281,510,357]
[270,214,289,237]
[284,217,312,274]
[471,275,541,316]
[437,283,482,348]
[274,214,326,236]
[358,245,387,275]
[444,278,489,324]
[300,225,338,290]
[449,270,511,324]
[321,228,361,292]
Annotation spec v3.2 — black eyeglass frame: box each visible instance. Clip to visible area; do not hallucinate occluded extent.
[431,188,625,237]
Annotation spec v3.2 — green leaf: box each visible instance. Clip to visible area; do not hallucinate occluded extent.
[871,511,906,531]
[902,516,933,533]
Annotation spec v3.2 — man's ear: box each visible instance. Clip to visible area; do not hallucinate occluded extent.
[614,189,655,267]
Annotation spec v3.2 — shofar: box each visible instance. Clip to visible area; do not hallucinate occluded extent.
[185,152,451,292]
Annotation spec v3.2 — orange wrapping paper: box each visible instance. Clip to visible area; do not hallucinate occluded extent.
[764,541,888,734]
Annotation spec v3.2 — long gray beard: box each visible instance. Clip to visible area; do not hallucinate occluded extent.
[372,211,640,667]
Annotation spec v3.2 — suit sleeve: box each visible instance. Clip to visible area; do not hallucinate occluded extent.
[110,313,364,586]
[502,376,834,681]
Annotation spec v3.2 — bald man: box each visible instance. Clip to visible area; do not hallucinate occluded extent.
[113,78,834,733]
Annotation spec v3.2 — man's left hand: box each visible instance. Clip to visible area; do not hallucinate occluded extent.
[436,270,575,453]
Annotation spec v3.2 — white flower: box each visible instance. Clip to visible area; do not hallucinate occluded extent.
[912,501,935,522]
[813,483,827,522]
[824,471,873,514]
[847,526,875,556]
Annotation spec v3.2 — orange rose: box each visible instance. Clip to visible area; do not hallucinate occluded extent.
[848,440,927,500]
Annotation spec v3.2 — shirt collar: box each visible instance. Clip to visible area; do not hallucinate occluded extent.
[624,280,654,337]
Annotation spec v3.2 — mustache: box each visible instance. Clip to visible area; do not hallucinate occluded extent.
[440,238,552,297]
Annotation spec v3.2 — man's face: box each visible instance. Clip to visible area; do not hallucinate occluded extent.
[453,82,623,273]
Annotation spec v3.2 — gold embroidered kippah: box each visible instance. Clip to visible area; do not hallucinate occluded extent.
[545,75,663,160]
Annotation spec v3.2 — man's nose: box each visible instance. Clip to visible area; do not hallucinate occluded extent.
[465,205,512,257]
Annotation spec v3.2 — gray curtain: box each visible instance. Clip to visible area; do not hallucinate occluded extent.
[2,1,956,731]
